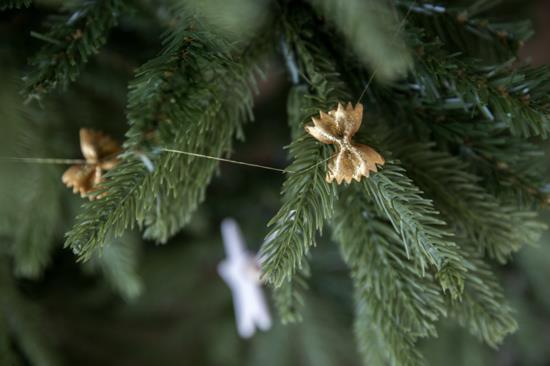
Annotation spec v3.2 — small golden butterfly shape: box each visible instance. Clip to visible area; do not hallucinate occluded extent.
[62,128,121,200]
[305,102,384,184]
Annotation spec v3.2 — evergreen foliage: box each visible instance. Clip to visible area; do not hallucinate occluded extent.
[24,0,126,98]
[259,7,349,319]
[65,14,263,259]
[0,76,63,279]
[1,0,549,365]
[385,137,546,262]
[0,0,31,10]
[361,163,466,297]
[86,233,143,300]
[333,188,446,366]
[0,259,60,366]
[416,53,550,138]
[448,244,517,348]
[401,0,532,60]
[309,0,413,81]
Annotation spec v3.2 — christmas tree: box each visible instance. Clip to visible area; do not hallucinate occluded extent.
[1,0,550,365]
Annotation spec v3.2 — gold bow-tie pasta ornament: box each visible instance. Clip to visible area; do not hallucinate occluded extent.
[62,128,121,200]
[305,102,384,184]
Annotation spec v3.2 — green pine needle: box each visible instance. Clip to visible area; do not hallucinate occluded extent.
[23,0,126,98]
[0,0,31,10]
[362,163,467,297]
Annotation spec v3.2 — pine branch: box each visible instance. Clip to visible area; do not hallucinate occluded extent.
[178,0,269,41]
[298,297,361,366]
[139,90,255,243]
[366,33,550,139]
[518,241,550,309]
[354,295,425,366]
[326,19,549,201]
[0,259,60,366]
[367,135,521,346]
[129,27,263,242]
[279,2,350,102]
[123,23,232,148]
[400,0,532,60]
[249,295,358,366]
[0,0,31,10]
[320,11,548,204]
[12,128,62,278]
[465,132,548,205]
[333,189,446,366]
[449,245,518,347]
[362,51,550,203]
[122,19,259,241]
[262,85,331,319]
[342,126,529,351]
[308,0,412,82]
[23,0,126,98]
[260,5,347,289]
[407,41,550,138]
[435,136,541,209]
[484,65,550,138]
[0,81,63,278]
[259,133,336,287]
[389,102,548,205]
[408,107,548,205]
[386,138,546,263]
[65,18,261,259]
[361,162,466,297]
[12,164,61,278]
[87,233,143,300]
[0,309,19,366]
[272,262,309,324]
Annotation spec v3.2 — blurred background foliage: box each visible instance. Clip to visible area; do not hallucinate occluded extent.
[0,0,549,365]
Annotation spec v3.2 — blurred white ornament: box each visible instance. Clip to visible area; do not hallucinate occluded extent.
[218,218,272,338]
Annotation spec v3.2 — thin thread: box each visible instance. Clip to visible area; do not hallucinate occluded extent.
[0,148,336,175]
[356,0,418,104]
[293,153,336,175]
[0,157,86,165]
[161,148,290,173]
[356,72,377,105]
[30,31,63,46]
[161,148,337,175]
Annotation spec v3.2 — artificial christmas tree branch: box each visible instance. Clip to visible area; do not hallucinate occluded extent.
[385,137,546,262]
[362,163,467,298]
[397,0,532,60]
[0,259,60,366]
[0,74,64,279]
[24,0,127,99]
[447,244,517,348]
[416,53,550,138]
[1,0,550,365]
[309,0,413,82]
[262,1,465,325]
[259,5,345,290]
[0,0,31,10]
[66,15,265,258]
[333,188,446,366]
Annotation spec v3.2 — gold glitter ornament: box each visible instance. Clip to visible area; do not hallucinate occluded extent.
[62,128,121,200]
[305,102,384,184]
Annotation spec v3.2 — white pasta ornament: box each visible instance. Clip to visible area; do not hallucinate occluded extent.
[218,218,272,338]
